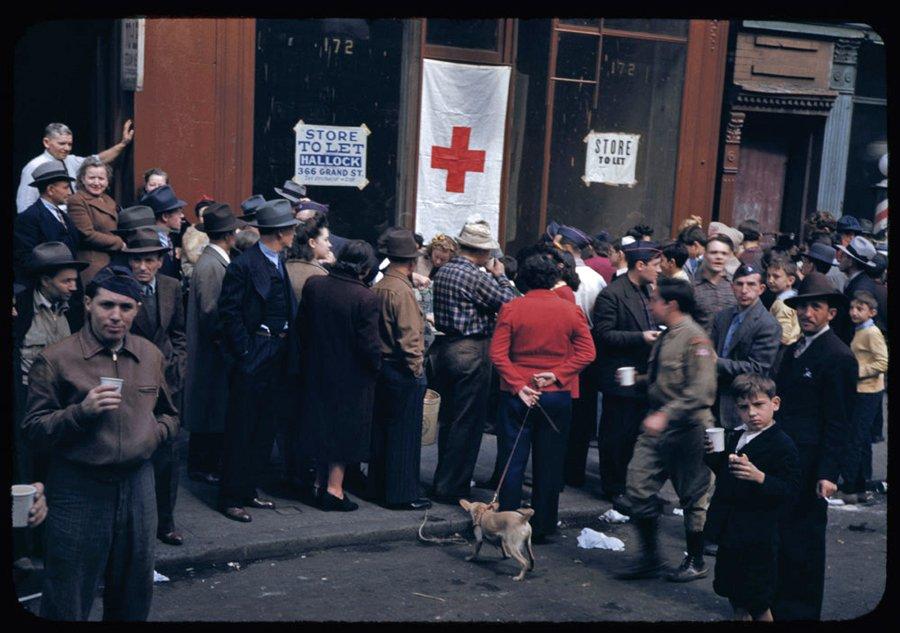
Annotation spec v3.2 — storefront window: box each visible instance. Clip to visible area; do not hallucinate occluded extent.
[425,19,500,51]
[603,19,689,38]
[556,33,598,80]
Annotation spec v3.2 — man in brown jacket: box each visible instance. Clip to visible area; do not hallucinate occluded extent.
[366,228,431,510]
[22,265,179,621]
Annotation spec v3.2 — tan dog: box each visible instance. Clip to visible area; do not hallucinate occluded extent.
[459,500,535,581]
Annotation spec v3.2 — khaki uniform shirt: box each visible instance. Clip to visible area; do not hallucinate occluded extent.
[20,290,72,385]
[373,268,425,377]
[646,315,717,426]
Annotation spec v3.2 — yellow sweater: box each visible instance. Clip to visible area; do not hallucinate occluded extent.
[770,298,800,345]
[851,324,888,393]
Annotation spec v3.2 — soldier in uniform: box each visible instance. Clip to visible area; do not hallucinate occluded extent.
[616,277,718,582]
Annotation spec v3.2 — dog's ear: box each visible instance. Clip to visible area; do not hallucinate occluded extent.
[459,499,471,511]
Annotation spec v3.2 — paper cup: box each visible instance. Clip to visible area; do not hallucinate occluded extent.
[616,367,636,387]
[100,377,124,394]
[706,427,725,452]
[12,484,36,528]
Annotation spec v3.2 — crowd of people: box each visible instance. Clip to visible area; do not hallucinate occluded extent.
[12,121,889,622]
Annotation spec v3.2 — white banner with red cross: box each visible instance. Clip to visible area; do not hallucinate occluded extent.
[415,59,511,242]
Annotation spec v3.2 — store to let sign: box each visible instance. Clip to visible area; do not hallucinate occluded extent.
[293,120,370,189]
[582,132,640,187]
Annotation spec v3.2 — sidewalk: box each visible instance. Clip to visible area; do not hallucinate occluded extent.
[155,432,618,571]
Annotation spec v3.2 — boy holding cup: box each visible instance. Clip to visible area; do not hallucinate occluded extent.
[703,373,801,621]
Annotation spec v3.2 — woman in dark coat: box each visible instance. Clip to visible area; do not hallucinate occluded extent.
[297,240,382,511]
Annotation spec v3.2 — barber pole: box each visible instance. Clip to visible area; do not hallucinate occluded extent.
[873,153,888,236]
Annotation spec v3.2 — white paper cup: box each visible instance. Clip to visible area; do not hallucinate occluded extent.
[616,367,636,387]
[706,427,725,452]
[100,377,124,394]
[12,484,36,528]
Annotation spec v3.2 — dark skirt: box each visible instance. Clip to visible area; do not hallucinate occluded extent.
[713,543,778,615]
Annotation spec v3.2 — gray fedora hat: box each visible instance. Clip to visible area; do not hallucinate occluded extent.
[239,194,266,219]
[456,218,500,250]
[113,205,156,236]
[28,242,88,275]
[121,227,169,255]
[377,227,420,259]
[836,235,877,269]
[274,180,308,204]
[29,160,75,188]
[246,199,299,229]
[197,203,241,233]
[804,242,837,267]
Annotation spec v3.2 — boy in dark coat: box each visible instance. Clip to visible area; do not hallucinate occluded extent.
[704,373,801,622]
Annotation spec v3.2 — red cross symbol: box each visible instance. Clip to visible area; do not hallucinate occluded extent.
[431,126,486,193]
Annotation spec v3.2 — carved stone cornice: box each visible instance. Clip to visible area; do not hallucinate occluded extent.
[735,91,835,115]
[725,111,746,144]
[834,38,861,65]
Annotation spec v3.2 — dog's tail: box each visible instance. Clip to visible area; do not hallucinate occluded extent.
[516,508,535,522]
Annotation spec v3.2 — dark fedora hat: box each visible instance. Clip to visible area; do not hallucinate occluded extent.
[297,199,329,215]
[29,160,75,188]
[803,242,836,267]
[239,194,266,219]
[122,227,169,255]
[274,180,307,204]
[197,203,240,233]
[140,184,187,215]
[246,199,299,229]
[28,242,88,275]
[377,227,420,259]
[836,214,862,234]
[113,205,156,236]
[785,271,846,309]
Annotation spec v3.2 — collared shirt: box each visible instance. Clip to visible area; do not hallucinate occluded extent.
[157,228,172,249]
[209,243,231,265]
[734,422,774,453]
[794,325,830,358]
[777,288,797,302]
[433,256,516,337]
[615,267,628,277]
[259,241,282,273]
[17,150,90,213]
[693,263,737,332]
[684,255,703,280]
[141,275,158,297]
[574,258,607,327]
[855,318,874,331]
[373,268,425,376]
[40,197,67,225]
[20,290,71,384]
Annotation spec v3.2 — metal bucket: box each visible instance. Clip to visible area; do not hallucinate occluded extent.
[422,389,440,446]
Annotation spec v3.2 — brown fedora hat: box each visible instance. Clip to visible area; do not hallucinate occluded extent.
[28,242,88,275]
[785,271,847,309]
[122,227,169,255]
[377,227,420,259]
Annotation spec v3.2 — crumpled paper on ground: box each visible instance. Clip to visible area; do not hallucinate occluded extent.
[672,507,684,516]
[576,528,625,551]
[153,570,169,583]
[599,509,629,523]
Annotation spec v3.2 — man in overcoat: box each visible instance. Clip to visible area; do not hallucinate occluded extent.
[183,203,239,485]
[139,184,186,280]
[217,199,298,522]
[124,228,188,546]
[773,272,857,620]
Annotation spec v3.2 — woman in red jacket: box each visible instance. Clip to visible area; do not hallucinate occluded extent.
[489,252,596,542]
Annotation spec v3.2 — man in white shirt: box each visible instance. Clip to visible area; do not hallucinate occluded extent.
[554,225,607,326]
[16,120,135,213]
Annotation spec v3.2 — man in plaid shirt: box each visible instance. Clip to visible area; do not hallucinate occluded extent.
[429,219,516,503]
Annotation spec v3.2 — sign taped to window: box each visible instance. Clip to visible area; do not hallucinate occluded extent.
[293,120,370,189]
[582,132,639,187]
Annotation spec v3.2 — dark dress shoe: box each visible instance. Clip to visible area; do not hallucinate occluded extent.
[386,498,432,511]
[247,497,276,509]
[222,507,252,522]
[158,531,184,546]
[319,491,359,512]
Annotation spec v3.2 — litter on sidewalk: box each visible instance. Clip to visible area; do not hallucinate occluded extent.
[576,528,625,551]
[599,509,629,523]
[672,508,684,516]
[153,570,170,583]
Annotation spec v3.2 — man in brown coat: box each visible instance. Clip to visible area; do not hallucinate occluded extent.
[124,227,188,546]
[367,228,431,510]
[22,265,179,621]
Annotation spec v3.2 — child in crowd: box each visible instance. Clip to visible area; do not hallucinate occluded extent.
[843,290,888,503]
[660,240,690,281]
[765,256,800,346]
[703,373,800,622]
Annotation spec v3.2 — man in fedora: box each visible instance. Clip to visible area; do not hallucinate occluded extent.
[367,227,431,511]
[140,184,187,280]
[835,214,863,248]
[123,228,188,547]
[836,235,885,339]
[773,272,857,620]
[274,179,308,208]
[217,199,299,522]
[183,204,239,486]
[239,194,266,222]
[14,162,81,280]
[800,241,847,293]
[429,218,516,503]
[109,205,157,268]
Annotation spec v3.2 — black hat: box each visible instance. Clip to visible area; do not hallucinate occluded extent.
[140,184,187,215]
[785,271,846,309]
[28,242,88,275]
[122,227,169,254]
[197,203,240,233]
[803,242,837,267]
[29,161,75,189]
[377,227,420,259]
[296,199,329,215]
[274,180,308,204]
[113,205,156,236]
[239,194,266,219]
[246,199,299,229]
[836,215,862,234]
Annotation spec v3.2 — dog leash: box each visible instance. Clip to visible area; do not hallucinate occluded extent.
[490,401,559,506]
[417,506,469,545]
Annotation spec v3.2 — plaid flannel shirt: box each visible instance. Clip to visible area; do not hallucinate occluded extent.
[433,256,516,337]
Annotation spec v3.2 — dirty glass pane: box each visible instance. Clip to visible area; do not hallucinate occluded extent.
[602,19,689,38]
[426,19,500,50]
[555,32,598,80]
[558,18,601,28]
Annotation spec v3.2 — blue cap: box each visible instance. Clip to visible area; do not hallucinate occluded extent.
[836,215,862,233]
[556,225,592,249]
[622,240,662,264]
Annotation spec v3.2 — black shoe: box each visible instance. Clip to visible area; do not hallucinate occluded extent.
[319,491,359,512]
[157,531,184,546]
[386,498,432,511]
[222,507,252,522]
[665,554,708,582]
[611,494,632,516]
[615,556,665,579]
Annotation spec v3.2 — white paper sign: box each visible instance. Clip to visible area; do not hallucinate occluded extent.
[583,132,640,187]
[293,120,369,189]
